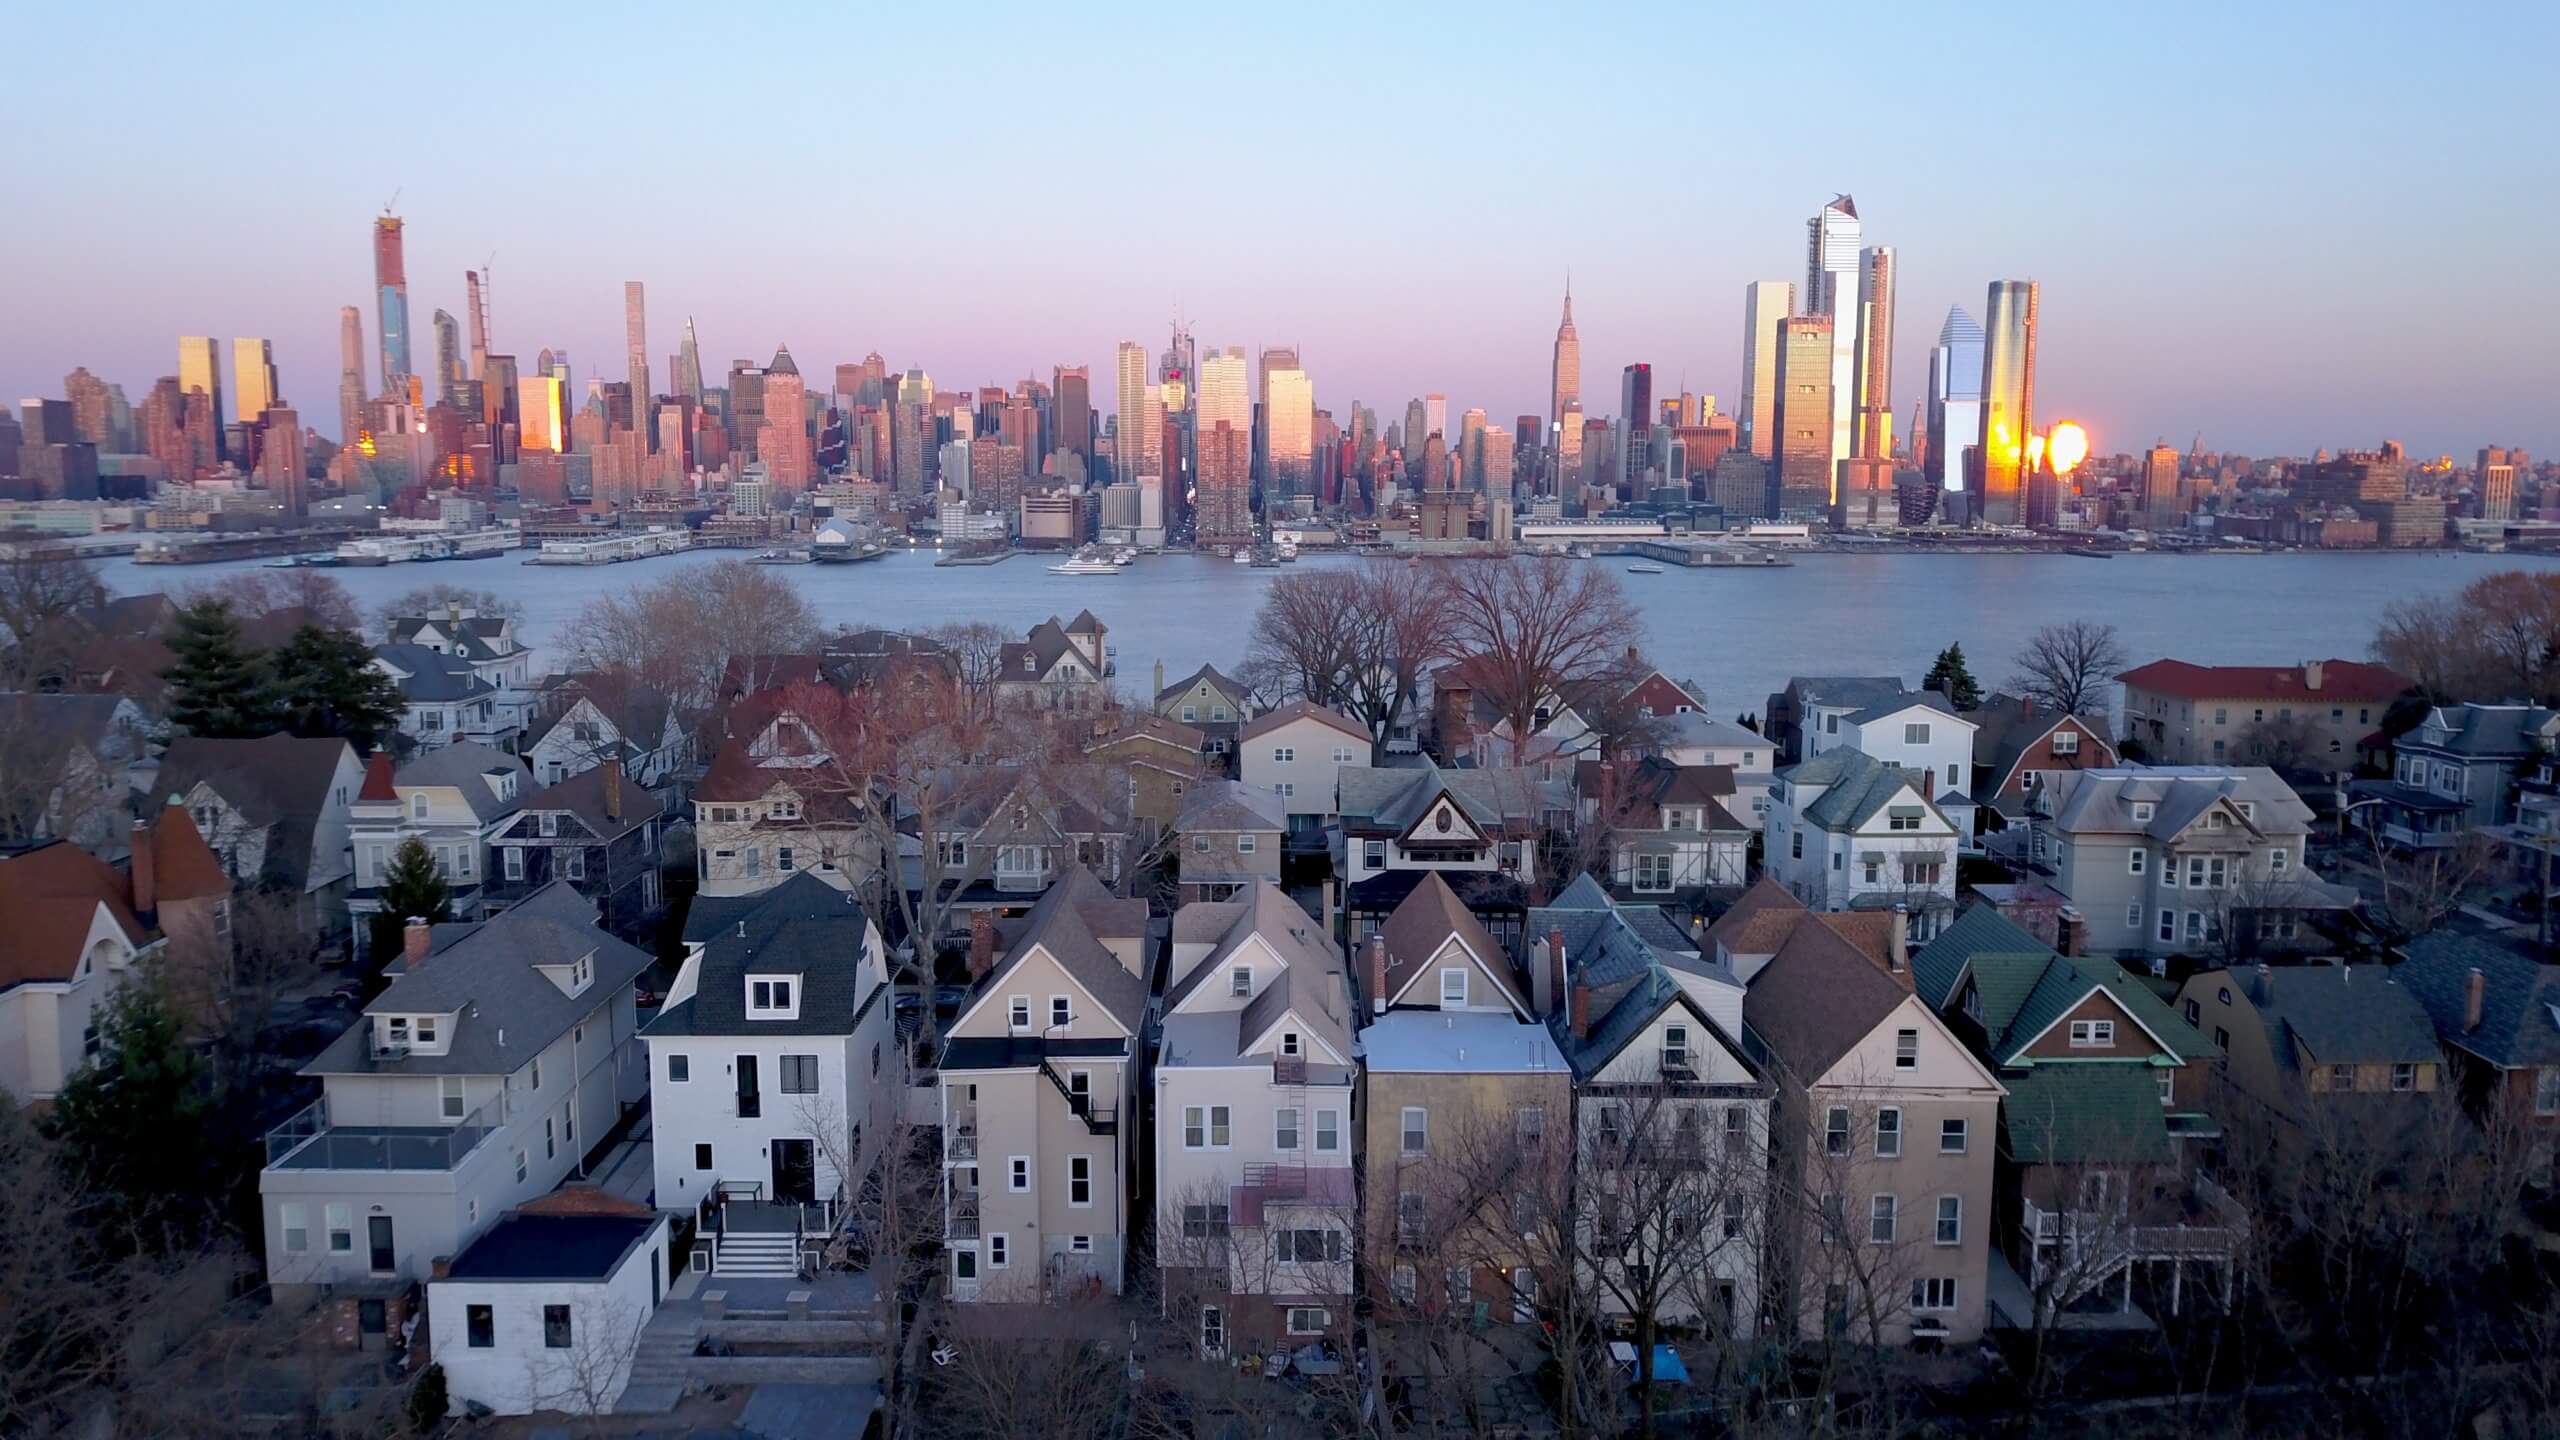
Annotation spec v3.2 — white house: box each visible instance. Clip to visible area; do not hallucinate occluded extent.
[348,744,527,949]
[525,673,690,791]
[154,733,363,931]
[374,643,519,753]
[1240,700,1373,833]
[1656,713,1777,829]
[1805,689,1977,828]
[1153,882,1357,1350]
[1337,762,1567,944]
[0,843,154,1104]
[1764,747,1960,940]
[645,872,894,1274]
[389,608,538,738]
[259,884,652,1298]
[426,1194,672,1417]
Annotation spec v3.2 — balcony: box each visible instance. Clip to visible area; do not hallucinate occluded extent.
[947,1105,979,1164]
[946,1187,982,1241]
[264,1094,501,1173]
[2021,1171,2249,1310]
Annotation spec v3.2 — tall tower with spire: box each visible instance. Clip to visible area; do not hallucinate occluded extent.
[1549,276,1580,441]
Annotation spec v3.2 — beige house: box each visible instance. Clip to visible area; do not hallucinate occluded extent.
[1085,713,1207,846]
[1173,779,1285,905]
[693,692,872,898]
[940,866,1147,1302]
[1240,700,1373,833]
[2173,963,2442,1124]
[1154,663,1255,765]
[1745,912,2004,1345]
[2117,658,2408,767]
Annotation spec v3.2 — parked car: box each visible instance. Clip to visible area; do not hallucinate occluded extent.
[933,985,970,1012]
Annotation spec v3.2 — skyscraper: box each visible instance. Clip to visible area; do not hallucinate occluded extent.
[1853,246,1895,458]
[1423,394,1447,447]
[177,337,224,460]
[1115,341,1151,482]
[1925,306,1985,499]
[1053,366,1091,470]
[1196,347,1249,439]
[1804,195,1861,482]
[1618,363,1653,491]
[623,282,651,449]
[1197,421,1252,547]
[517,374,567,453]
[1730,279,1792,456]
[1550,279,1580,433]
[758,344,810,488]
[232,338,278,426]
[2141,443,2182,530]
[373,215,411,395]
[1770,316,1834,517]
[2480,447,2518,523]
[1975,280,2040,527]
[430,309,464,409]
[63,368,111,448]
[465,269,489,380]
[1261,347,1312,505]
[678,319,704,404]
[339,306,368,444]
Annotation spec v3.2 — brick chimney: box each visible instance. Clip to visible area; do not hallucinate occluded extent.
[2303,660,2325,692]
[1368,933,1389,1016]
[2464,965,2485,1033]
[2020,694,2036,720]
[2056,906,2083,959]
[404,916,433,969]
[968,909,996,980]
[603,757,624,823]
[1569,980,1592,1041]
[1546,928,1568,1019]
[430,1256,453,1281]
[129,817,156,920]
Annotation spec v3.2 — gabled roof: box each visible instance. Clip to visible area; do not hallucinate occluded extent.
[527,672,678,752]
[154,734,355,888]
[2405,704,2560,759]
[1157,663,1246,706]
[308,882,651,1077]
[1337,762,1562,834]
[0,842,145,991]
[1969,693,2116,806]
[517,762,653,840]
[1240,699,1367,747]
[2238,965,2440,1066]
[390,741,527,824]
[374,643,495,702]
[386,611,524,661]
[142,799,227,903]
[998,617,1100,684]
[1600,757,1745,831]
[1744,917,1924,1083]
[652,872,882,1037]
[976,865,1146,1032]
[1378,872,1528,1016]
[2117,658,2408,703]
[1845,690,1968,728]
[937,764,1128,838]
[2043,767,2312,839]
[2395,933,2560,1069]
[1556,966,1753,1083]
[1917,904,2210,1062]
[1175,778,1285,835]
[1086,712,1207,758]
[1781,747,1941,833]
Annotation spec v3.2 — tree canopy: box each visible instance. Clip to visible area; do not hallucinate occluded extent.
[1924,643,1982,709]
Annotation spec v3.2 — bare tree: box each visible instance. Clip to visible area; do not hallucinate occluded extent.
[0,541,108,688]
[928,1300,1131,1440]
[524,1297,651,1432]
[0,696,131,854]
[1439,555,1644,768]
[2009,619,2128,718]
[799,1059,944,1438]
[564,559,819,722]
[2362,829,2499,942]
[922,620,1011,716]
[2231,711,2323,771]
[178,569,363,633]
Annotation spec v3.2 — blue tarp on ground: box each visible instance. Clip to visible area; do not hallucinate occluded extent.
[1610,1341,1690,1385]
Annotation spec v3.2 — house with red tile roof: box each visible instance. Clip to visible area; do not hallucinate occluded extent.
[2118,658,2411,767]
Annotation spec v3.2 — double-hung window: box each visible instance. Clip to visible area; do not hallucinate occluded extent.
[1824,1106,1851,1156]
[1936,1195,1963,1245]
[1275,1107,1301,1151]
[1875,1107,1901,1157]
[1870,1195,1897,1244]
[2068,1019,2115,1048]
[1401,1106,1428,1156]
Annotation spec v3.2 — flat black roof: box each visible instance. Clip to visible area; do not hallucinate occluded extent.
[445,1214,658,1282]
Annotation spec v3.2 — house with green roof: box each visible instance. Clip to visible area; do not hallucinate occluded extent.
[1918,904,2246,1320]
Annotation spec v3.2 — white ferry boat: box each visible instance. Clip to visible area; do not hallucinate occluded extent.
[1048,550,1123,576]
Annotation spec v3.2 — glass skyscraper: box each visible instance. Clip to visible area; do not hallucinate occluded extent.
[373,216,411,395]
[1926,306,1984,499]
[1974,280,2039,527]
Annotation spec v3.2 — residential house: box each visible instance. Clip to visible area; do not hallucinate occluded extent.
[524,672,689,791]
[2118,658,2409,767]
[1174,779,1285,905]
[0,809,225,1104]
[155,733,364,934]
[1916,905,2244,1320]
[2357,703,2559,850]
[2386,933,2560,1186]
[1241,700,1373,836]
[646,873,894,1272]
[1084,712,1207,846]
[921,764,1133,908]
[1155,662,1255,765]
[939,866,1147,1302]
[485,761,665,938]
[1654,712,1776,829]
[349,744,528,949]
[2173,963,2441,1127]
[1360,873,1570,1333]
[993,611,1112,714]
[1764,676,1903,766]
[2031,767,2357,963]
[1434,651,1705,775]
[260,883,652,1297]
[823,628,960,697]
[30,592,179,701]
[425,1190,672,1417]
[692,691,871,898]
[1762,746,1961,940]
[0,692,152,857]
[1744,892,2004,1344]
[1155,883,1356,1351]
[1701,876,1911,986]
[1536,875,1772,1336]
[374,643,521,753]
[1969,692,2118,825]
[1337,761,1566,949]
[1803,687,1978,825]
[1577,756,1750,899]
[389,607,539,734]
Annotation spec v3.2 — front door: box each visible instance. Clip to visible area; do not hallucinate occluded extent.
[1513,1267,1538,1323]
[772,1138,816,1204]
[953,1249,979,1301]
[367,1215,395,1274]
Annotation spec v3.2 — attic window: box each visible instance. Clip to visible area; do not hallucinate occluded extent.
[2131,802,2155,822]
[540,812,558,837]
[571,955,593,994]
[1440,968,1468,1008]
[747,977,798,1020]
[410,795,430,821]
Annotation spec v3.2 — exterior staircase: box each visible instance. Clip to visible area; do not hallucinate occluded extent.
[714,1230,801,1278]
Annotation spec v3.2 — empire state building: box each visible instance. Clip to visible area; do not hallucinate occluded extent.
[1549,279,1580,435]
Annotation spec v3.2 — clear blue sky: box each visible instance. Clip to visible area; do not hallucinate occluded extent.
[4,0,2553,457]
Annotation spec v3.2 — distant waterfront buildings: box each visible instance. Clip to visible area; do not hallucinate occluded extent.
[623,282,650,452]
[1974,280,2040,526]
[232,338,278,426]
[1740,280,1793,459]
[374,214,411,397]
[1853,246,1895,460]
[1550,281,1579,435]
[1261,347,1312,505]
[1804,195,1861,479]
[1771,316,1834,518]
[1618,362,1652,492]
[1925,306,1984,498]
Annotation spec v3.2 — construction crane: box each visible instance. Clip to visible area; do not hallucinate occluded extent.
[382,186,401,217]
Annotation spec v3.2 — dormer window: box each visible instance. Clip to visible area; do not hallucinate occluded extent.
[1230,966,1252,997]
[386,1017,411,1046]
[411,795,430,821]
[747,977,798,1019]
[570,954,593,994]
[2131,801,2155,823]
[1440,968,1468,1008]
[1281,1031,1301,1057]
[415,1016,438,1046]
[771,798,800,820]
[540,812,559,837]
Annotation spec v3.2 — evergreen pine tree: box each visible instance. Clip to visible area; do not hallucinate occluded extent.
[49,965,223,1252]
[1924,643,1983,710]
[271,624,407,752]
[368,837,454,971]
[159,599,277,737]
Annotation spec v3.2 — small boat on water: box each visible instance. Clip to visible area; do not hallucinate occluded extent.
[1049,550,1124,576]
[1625,563,1666,575]
[1232,547,1253,565]
[1277,540,1300,562]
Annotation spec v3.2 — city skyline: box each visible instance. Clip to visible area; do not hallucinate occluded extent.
[1,3,2551,456]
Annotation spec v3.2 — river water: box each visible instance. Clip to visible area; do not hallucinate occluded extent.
[94,548,2560,720]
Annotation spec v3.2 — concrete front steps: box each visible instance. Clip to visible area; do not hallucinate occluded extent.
[714,1231,800,1278]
